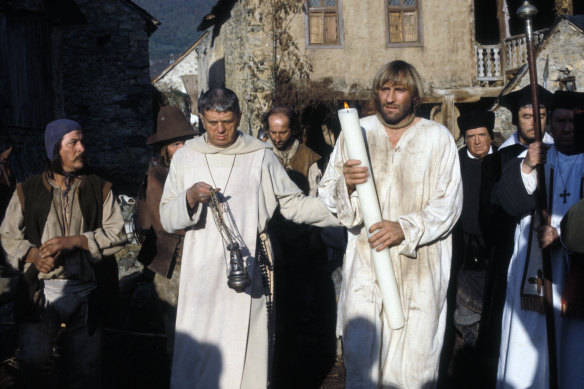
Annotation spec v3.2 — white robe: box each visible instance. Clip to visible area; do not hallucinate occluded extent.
[497,147,584,389]
[319,116,462,389]
[159,132,339,389]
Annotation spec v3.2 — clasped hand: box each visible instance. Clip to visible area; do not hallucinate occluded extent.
[31,236,81,273]
[343,159,369,195]
[368,220,405,251]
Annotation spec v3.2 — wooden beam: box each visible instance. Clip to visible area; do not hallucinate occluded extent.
[425,86,504,103]
[497,0,509,71]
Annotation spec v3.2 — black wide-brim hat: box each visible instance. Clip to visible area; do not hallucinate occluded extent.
[499,84,553,125]
[147,106,196,145]
[551,90,584,111]
[457,110,495,136]
[500,84,554,111]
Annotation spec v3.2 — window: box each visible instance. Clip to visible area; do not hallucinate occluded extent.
[387,0,422,46]
[307,0,341,46]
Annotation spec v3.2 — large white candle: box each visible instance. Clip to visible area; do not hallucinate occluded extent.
[338,107,405,330]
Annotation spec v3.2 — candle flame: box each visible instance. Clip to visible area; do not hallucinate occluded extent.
[344,102,349,109]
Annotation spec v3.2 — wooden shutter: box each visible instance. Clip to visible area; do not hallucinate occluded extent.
[309,13,324,44]
[389,12,403,43]
[402,11,418,42]
[324,12,338,43]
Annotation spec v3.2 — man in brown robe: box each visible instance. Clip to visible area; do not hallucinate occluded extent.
[136,106,197,358]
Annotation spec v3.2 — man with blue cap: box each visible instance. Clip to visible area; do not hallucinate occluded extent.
[0,119,126,388]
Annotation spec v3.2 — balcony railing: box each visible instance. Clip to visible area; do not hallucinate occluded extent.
[476,44,502,81]
[475,28,548,83]
[504,29,547,70]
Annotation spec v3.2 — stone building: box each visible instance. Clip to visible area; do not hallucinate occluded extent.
[0,0,159,195]
[152,32,208,119]
[191,0,581,145]
[494,15,584,138]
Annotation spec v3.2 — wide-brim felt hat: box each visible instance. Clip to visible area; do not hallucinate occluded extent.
[551,90,584,111]
[147,106,196,145]
[457,110,495,135]
[499,84,553,112]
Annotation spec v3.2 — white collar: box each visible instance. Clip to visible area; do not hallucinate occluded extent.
[466,145,493,160]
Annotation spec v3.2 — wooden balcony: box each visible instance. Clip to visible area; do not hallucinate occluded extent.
[475,29,548,84]
[476,44,502,82]
[504,29,547,71]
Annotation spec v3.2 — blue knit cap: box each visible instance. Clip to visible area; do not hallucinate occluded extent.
[45,119,82,160]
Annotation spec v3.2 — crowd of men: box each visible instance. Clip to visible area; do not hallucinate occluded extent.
[0,59,583,389]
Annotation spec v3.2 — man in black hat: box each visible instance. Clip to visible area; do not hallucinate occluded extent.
[493,90,584,388]
[136,106,197,362]
[0,119,126,388]
[442,110,501,387]
[498,84,554,165]
[475,86,554,383]
[453,110,498,345]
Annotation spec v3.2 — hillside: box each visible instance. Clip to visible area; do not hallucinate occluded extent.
[133,0,216,77]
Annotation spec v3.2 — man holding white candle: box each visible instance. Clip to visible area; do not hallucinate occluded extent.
[319,60,463,389]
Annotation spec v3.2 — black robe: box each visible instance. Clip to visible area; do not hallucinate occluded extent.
[454,147,501,316]
[476,144,532,386]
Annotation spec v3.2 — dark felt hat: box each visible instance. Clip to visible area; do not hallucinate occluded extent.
[499,84,553,125]
[457,110,495,138]
[551,90,584,111]
[147,106,196,145]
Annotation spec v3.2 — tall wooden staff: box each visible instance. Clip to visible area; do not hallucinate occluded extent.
[517,2,558,388]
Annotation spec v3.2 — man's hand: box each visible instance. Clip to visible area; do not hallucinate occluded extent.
[186,182,219,208]
[39,236,88,259]
[536,224,559,249]
[368,220,405,251]
[523,141,547,174]
[26,247,60,274]
[343,159,369,195]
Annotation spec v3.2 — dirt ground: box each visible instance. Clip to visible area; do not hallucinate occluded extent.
[0,243,495,389]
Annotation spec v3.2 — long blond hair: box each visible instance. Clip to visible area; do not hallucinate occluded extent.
[372,60,424,111]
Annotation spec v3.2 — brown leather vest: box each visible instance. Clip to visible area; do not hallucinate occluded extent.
[275,144,321,195]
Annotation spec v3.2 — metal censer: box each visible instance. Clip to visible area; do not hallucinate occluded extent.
[227,242,251,292]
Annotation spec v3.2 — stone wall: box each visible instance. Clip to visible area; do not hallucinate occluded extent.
[154,46,199,94]
[221,1,276,135]
[62,0,155,195]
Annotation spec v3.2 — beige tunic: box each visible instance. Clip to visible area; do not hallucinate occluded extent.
[160,132,338,389]
[0,176,126,280]
[319,116,462,389]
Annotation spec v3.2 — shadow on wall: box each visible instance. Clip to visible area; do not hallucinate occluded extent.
[209,58,226,90]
